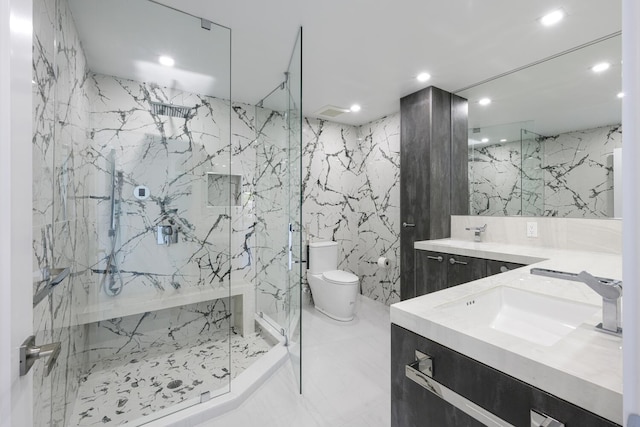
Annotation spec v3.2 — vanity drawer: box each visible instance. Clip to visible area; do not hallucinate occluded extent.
[391,324,619,427]
[486,259,526,276]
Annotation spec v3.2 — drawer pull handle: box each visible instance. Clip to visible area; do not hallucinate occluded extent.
[427,256,443,262]
[405,351,514,427]
[530,409,565,427]
[403,222,416,228]
[449,257,468,266]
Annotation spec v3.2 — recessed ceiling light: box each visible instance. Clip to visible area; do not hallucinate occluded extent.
[591,62,610,73]
[500,139,507,142]
[618,92,624,98]
[478,98,492,106]
[417,72,431,83]
[350,104,361,112]
[481,138,489,143]
[159,55,175,67]
[540,9,565,26]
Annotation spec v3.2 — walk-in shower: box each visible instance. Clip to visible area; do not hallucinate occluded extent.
[31,0,302,425]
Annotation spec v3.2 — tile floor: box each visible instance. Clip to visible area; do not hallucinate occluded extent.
[198,296,391,427]
[70,328,273,426]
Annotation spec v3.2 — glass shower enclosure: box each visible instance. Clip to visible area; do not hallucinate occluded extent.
[30,0,249,424]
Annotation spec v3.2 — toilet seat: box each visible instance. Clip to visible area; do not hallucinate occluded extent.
[322,270,358,285]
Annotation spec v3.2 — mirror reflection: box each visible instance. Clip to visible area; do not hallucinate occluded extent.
[459,33,622,218]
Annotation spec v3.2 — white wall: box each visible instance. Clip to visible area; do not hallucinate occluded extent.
[0,0,34,426]
[623,1,640,425]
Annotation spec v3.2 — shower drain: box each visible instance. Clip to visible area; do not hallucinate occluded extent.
[167,380,183,390]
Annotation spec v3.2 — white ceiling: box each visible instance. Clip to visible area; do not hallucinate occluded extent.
[69,0,622,131]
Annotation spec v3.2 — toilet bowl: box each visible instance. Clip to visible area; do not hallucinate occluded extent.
[307,241,359,321]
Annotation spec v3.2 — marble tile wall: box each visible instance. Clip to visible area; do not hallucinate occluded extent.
[32,0,92,425]
[88,73,234,299]
[469,141,524,216]
[469,124,622,218]
[542,125,622,217]
[469,137,544,217]
[85,74,242,372]
[300,113,402,306]
[302,118,361,276]
[356,114,401,305]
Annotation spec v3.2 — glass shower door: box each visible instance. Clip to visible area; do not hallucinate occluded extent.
[31,0,235,425]
[287,28,303,393]
[254,27,303,392]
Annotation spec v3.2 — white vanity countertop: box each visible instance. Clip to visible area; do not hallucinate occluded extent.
[391,238,623,424]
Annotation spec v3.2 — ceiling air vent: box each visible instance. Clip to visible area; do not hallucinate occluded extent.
[314,105,349,119]
[472,128,481,134]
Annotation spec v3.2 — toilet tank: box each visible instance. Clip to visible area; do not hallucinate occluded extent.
[308,241,338,274]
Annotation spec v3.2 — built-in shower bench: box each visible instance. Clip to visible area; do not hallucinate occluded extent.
[76,281,255,337]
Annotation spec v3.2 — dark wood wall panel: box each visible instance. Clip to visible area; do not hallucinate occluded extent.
[400,87,468,300]
[428,87,452,240]
[450,94,469,216]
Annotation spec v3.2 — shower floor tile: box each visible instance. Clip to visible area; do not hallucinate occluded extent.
[69,328,273,426]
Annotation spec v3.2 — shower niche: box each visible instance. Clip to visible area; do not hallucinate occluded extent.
[207,172,242,206]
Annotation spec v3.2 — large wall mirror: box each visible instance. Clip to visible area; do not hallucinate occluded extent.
[458,32,622,218]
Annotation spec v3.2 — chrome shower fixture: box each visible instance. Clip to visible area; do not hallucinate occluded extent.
[150,101,194,119]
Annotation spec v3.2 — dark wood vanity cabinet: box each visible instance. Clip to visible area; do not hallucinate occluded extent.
[415,250,487,296]
[447,254,486,286]
[415,251,448,295]
[391,324,620,427]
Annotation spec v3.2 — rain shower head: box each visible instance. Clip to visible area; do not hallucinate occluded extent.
[150,101,193,119]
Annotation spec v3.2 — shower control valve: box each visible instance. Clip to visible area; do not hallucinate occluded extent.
[157,224,179,245]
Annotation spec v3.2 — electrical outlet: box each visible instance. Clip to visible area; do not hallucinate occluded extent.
[526,221,538,238]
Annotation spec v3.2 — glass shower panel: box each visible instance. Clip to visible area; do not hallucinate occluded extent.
[467,121,535,216]
[255,84,290,331]
[254,27,303,392]
[521,129,545,216]
[32,0,235,424]
[287,28,303,393]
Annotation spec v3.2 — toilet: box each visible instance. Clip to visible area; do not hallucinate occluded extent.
[307,241,359,321]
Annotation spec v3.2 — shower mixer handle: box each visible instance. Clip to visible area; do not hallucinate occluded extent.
[157,224,179,246]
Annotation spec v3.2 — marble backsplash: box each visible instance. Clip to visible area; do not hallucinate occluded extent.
[451,215,622,255]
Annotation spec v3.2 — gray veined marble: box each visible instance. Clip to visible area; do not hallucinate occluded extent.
[71,326,273,426]
[542,125,622,217]
[300,113,401,306]
[469,124,622,218]
[356,114,401,305]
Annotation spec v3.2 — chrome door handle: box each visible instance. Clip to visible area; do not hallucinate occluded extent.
[427,256,443,262]
[20,335,61,377]
[449,257,468,265]
[403,222,415,228]
[288,223,293,271]
[33,267,70,307]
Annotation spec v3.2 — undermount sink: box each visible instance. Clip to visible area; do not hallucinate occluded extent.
[437,286,599,346]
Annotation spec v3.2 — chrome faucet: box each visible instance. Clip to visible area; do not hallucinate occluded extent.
[530,268,622,336]
[465,224,487,242]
